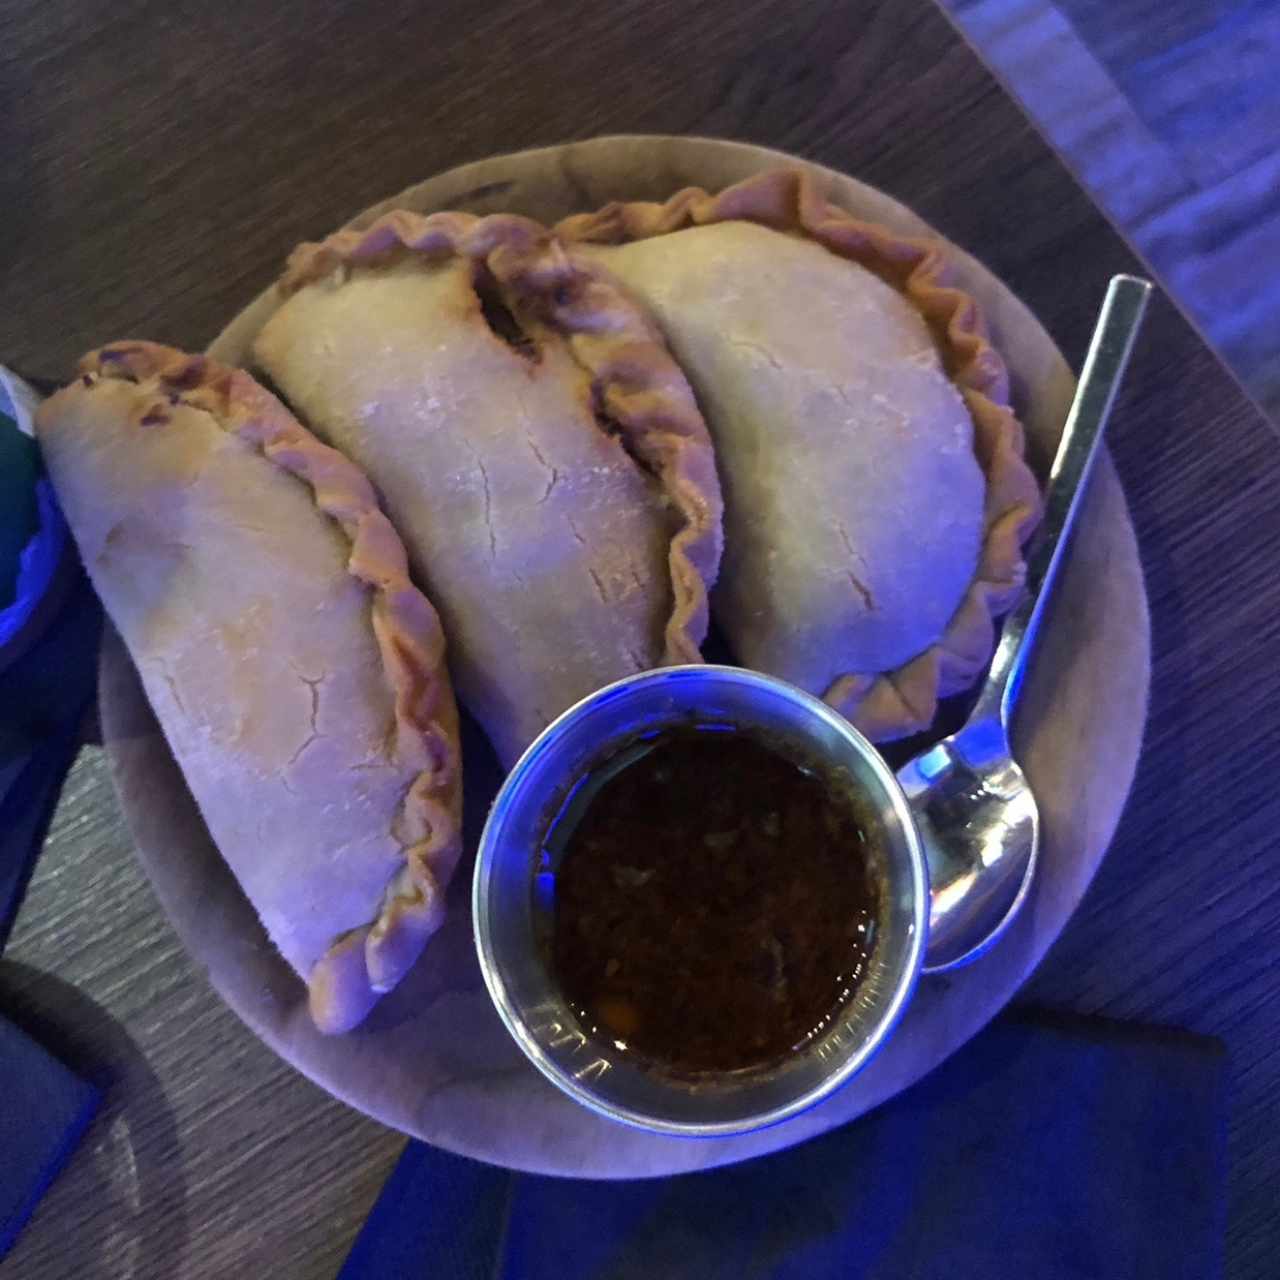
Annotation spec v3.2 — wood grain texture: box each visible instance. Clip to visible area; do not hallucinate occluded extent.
[943,0,1280,424]
[1,0,1277,1275]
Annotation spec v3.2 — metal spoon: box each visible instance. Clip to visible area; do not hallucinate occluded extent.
[897,273,1153,972]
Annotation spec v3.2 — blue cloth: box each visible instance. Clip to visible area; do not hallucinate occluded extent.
[340,1011,1226,1280]
[0,549,103,1259]
[0,1016,99,1259]
[0,563,100,950]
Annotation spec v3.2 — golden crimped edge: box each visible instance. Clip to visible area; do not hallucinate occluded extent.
[556,169,1044,740]
[279,211,723,665]
[76,341,463,1033]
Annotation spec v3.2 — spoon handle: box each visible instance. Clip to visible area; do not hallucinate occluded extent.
[968,274,1152,730]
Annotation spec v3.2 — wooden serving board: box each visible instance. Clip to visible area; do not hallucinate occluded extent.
[99,136,1150,1177]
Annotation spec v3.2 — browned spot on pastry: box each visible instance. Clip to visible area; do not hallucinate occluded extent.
[472,263,539,363]
[164,356,208,390]
[97,344,145,381]
[590,384,657,479]
[138,404,171,427]
[592,405,621,440]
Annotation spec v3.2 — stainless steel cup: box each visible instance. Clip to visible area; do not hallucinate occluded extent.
[473,665,928,1136]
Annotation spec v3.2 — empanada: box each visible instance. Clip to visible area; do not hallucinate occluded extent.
[558,171,1042,739]
[253,212,722,766]
[36,343,462,1033]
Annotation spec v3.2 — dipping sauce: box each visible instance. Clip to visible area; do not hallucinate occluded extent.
[548,725,881,1075]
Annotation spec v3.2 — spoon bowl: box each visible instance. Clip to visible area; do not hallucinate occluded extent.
[899,724,1038,971]
[901,273,1152,971]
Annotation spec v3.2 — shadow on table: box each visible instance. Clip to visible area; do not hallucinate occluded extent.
[0,962,190,1278]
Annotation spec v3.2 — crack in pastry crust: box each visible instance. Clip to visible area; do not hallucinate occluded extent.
[556,169,1043,740]
[278,209,723,669]
[78,341,462,1033]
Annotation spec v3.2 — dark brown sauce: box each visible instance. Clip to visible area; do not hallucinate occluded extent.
[547,725,881,1075]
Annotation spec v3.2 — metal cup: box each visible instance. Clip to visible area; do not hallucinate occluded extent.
[473,665,928,1136]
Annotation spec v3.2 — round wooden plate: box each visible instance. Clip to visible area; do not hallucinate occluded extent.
[100,136,1150,1177]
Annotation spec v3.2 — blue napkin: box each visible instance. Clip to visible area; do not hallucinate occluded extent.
[0,564,102,1259]
[0,563,101,949]
[0,1017,99,1259]
[339,1011,1226,1280]
[0,436,104,1258]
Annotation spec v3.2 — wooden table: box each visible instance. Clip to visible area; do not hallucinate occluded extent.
[2,0,1277,1275]
[942,0,1280,426]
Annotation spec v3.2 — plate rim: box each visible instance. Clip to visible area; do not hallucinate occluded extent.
[103,134,1151,1177]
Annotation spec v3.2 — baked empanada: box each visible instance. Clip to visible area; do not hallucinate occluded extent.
[36,343,462,1033]
[558,171,1041,739]
[253,212,722,767]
